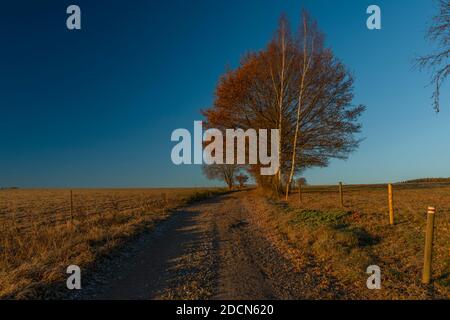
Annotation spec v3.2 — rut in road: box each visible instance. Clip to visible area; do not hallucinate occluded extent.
[75,192,348,299]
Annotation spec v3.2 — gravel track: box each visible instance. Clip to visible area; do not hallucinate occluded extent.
[73,192,346,300]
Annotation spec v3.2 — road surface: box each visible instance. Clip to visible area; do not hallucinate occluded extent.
[74,192,348,299]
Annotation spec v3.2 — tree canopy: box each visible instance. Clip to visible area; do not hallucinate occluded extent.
[203,12,365,194]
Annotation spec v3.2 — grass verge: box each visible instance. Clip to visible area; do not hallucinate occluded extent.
[271,201,379,285]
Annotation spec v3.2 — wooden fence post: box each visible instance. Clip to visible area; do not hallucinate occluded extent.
[339,182,344,207]
[388,184,394,225]
[298,183,302,204]
[422,206,436,284]
[70,190,74,224]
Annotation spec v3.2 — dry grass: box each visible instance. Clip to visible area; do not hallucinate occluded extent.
[0,188,224,299]
[1,185,447,300]
[247,184,449,299]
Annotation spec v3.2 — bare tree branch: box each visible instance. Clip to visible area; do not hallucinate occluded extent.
[416,0,449,112]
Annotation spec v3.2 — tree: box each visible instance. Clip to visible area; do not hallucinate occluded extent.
[235,174,249,189]
[417,0,449,112]
[297,177,307,186]
[203,12,365,194]
[202,164,239,190]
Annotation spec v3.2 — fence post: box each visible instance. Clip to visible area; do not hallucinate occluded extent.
[298,183,302,204]
[70,190,74,224]
[422,206,436,284]
[339,182,344,207]
[388,184,394,225]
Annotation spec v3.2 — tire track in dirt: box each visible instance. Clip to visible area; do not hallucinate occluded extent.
[212,193,348,299]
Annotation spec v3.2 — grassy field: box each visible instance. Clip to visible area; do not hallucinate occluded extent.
[0,184,448,299]
[0,188,224,299]
[249,183,449,299]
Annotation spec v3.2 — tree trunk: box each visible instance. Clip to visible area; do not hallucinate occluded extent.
[276,19,287,195]
[285,14,313,200]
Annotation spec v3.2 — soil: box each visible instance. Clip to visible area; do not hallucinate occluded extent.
[72,192,350,300]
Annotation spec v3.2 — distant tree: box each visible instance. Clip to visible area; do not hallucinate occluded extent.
[297,177,307,186]
[401,177,450,183]
[202,164,239,190]
[417,0,449,112]
[235,174,249,189]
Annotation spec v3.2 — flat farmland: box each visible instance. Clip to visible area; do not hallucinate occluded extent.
[0,188,218,229]
[0,188,223,299]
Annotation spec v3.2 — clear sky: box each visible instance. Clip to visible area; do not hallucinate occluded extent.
[0,0,448,188]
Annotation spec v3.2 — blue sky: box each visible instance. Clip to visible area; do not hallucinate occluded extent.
[0,0,448,188]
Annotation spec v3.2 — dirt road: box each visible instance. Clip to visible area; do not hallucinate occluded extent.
[74,192,347,300]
